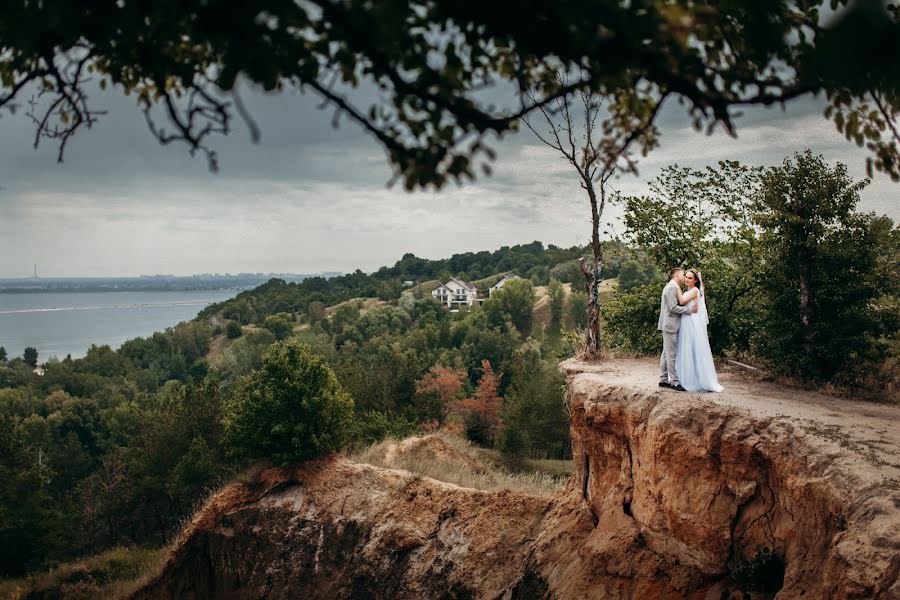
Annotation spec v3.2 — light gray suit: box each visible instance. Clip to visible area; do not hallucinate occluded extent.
[658,280,693,385]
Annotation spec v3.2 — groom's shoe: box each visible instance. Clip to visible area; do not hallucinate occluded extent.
[658,381,672,388]
[671,384,687,392]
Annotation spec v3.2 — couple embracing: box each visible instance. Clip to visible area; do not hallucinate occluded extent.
[658,268,723,393]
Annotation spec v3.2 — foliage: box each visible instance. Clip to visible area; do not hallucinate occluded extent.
[610,153,898,389]
[0,346,6,362]
[484,278,536,335]
[262,312,294,341]
[601,284,662,354]
[751,151,895,379]
[618,258,660,291]
[0,241,580,576]
[2,2,896,189]
[223,340,354,466]
[306,301,327,326]
[224,320,242,339]
[23,347,38,368]
[567,290,589,329]
[454,360,503,446]
[0,546,166,600]
[414,365,469,421]
[548,279,566,325]
[349,411,419,448]
[500,341,569,466]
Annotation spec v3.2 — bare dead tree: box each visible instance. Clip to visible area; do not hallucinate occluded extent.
[523,74,666,356]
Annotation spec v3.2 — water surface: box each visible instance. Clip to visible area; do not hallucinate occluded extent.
[0,290,237,360]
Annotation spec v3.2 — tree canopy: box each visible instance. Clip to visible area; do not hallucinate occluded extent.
[1,1,897,188]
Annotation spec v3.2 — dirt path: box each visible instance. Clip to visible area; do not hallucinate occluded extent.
[562,358,900,484]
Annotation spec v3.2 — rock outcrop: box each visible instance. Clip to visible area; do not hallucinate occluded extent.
[134,360,900,599]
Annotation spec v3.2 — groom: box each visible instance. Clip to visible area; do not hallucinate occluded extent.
[658,268,698,391]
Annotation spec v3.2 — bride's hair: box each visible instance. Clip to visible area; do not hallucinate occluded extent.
[687,268,704,296]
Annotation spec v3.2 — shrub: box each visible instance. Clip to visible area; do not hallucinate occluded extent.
[223,339,354,465]
[263,312,295,340]
[484,278,535,334]
[567,290,589,329]
[548,279,565,324]
[225,320,242,339]
[350,410,419,447]
[601,283,661,354]
[617,258,660,291]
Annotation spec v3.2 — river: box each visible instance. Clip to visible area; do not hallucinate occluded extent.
[0,290,238,361]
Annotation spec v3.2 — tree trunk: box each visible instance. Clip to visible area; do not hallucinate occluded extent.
[796,249,815,372]
[577,174,606,357]
[579,258,601,356]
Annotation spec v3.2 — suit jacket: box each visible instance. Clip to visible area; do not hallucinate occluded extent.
[657,280,693,333]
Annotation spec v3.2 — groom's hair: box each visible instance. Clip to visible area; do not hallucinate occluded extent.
[667,268,683,280]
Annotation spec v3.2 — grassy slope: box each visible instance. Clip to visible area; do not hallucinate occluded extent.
[0,547,167,600]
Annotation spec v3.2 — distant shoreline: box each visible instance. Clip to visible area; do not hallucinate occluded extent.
[0,287,245,294]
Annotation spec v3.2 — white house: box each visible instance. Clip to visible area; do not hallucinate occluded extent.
[488,274,521,297]
[432,277,479,310]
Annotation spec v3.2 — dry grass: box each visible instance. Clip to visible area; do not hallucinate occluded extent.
[349,433,570,497]
[324,297,386,315]
[0,546,167,600]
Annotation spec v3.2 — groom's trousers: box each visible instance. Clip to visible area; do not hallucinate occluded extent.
[659,331,679,386]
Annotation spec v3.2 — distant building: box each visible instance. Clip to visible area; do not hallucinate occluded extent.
[402,280,414,287]
[32,366,45,377]
[432,277,478,310]
[488,274,521,297]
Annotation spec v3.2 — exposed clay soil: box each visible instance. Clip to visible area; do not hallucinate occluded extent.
[561,358,900,483]
[133,358,900,600]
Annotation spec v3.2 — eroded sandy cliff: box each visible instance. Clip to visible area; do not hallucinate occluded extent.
[134,360,900,599]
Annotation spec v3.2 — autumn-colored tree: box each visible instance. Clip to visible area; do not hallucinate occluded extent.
[455,360,503,445]
[414,365,468,421]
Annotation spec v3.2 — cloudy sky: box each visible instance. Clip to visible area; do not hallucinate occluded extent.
[0,82,896,278]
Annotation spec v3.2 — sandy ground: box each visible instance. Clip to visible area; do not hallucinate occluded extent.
[562,358,900,484]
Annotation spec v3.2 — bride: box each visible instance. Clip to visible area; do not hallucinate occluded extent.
[675,269,723,392]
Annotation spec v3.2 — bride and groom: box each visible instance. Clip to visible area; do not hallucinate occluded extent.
[658,268,723,393]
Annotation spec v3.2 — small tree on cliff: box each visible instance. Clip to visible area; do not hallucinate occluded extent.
[223,339,354,465]
[523,75,661,355]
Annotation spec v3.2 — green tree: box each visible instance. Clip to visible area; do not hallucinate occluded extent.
[306,301,327,326]
[618,160,764,352]
[567,290,589,329]
[548,279,565,325]
[500,341,568,466]
[223,340,354,465]
[23,347,38,368]
[224,320,242,339]
[549,261,582,284]
[0,346,6,362]
[752,151,891,379]
[484,278,535,335]
[263,312,295,341]
[601,284,663,354]
[618,258,660,291]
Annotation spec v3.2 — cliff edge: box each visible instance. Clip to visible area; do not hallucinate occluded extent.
[133,359,900,599]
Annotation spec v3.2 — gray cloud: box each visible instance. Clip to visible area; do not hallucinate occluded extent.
[0,83,896,278]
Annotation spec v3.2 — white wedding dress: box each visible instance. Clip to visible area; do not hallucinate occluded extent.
[675,291,723,392]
